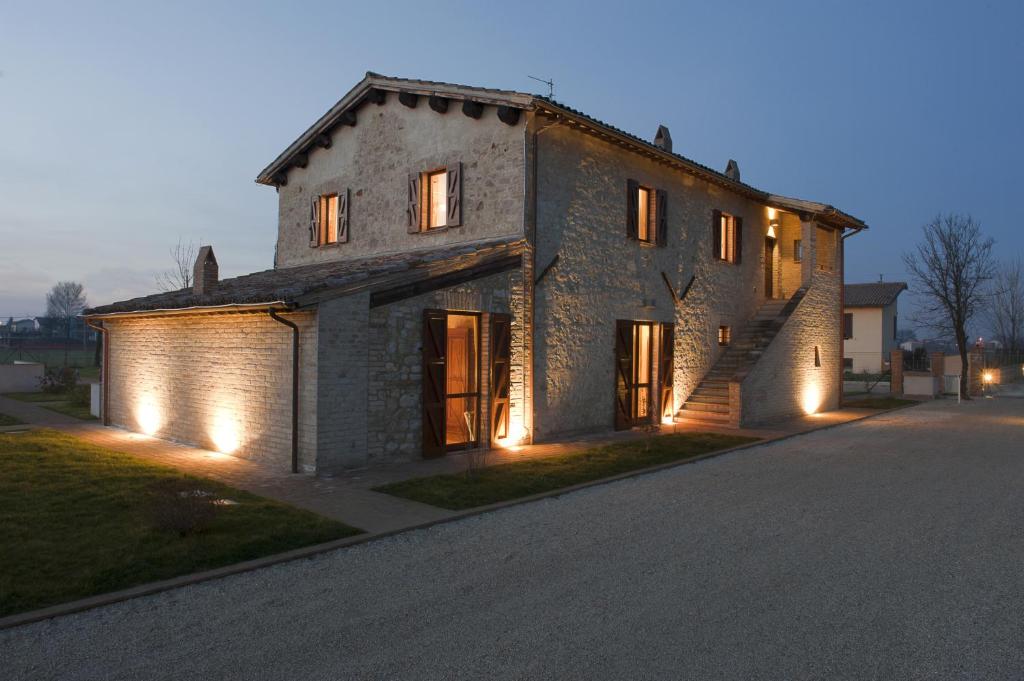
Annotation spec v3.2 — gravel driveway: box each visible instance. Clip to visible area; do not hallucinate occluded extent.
[4,398,1024,680]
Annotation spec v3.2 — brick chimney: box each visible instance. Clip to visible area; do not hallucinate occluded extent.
[193,246,218,296]
[725,159,741,182]
[654,125,672,153]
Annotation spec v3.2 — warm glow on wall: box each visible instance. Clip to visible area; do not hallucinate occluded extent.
[496,418,527,449]
[136,397,162,436]
[767,207,777,220]
[802,384,822,415]
[983,371,994,384]
[211,409,241,454]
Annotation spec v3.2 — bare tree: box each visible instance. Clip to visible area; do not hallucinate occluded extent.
[988,258,1024,352]
[902,214,995,399]
[46,281,87,367]
[155,239,198,292]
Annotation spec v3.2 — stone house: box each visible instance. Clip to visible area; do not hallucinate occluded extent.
[85,73,867,474]
[842,282,907,373]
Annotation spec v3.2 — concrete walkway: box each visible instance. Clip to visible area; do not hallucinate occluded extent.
[0,394,81,427]
[4,397,1023,679]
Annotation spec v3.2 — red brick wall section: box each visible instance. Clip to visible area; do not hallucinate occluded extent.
[890,349,903,395]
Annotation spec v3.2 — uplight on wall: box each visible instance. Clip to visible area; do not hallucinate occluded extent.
[211,408,241,454]
[802,383,822,415]
[136,396,162,436]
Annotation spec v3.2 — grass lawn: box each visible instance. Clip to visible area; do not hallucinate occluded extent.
[376,432,758,511]
[4,392,65,403]
[0,413,23,427]
[843,397,918,409]
[0,429,360,617]
[3,392,97,420]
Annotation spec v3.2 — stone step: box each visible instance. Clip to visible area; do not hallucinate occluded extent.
[681,400,730,414]
[692,386,729,399]
[685,393,729,406]
[678,406,731,422]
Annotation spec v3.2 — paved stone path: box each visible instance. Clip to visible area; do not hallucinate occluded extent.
[4,397,1023,679]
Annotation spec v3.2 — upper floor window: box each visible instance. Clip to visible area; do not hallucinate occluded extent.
[712,210,742,264]
[408,162,462,233]
[626,180,667,246]
[793,239,803,263]
[309,189,349,247]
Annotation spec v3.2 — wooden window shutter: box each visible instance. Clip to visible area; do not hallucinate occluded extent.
[660,323,675,420]
[422,310,447,458]
[655,189,668,247]
[446,162,462,227]
[309,196,320,247]
[407,173,421,233]
[712,209,722,259]
[489,313,511,443]
[735,216,743,264]
[625,179,639,239]
[614,320,634,430]
[337,188,350,244]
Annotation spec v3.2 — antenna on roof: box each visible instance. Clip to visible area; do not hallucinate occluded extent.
[528,75,555,98]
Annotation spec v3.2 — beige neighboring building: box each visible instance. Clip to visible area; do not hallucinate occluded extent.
[843,282,907,373]
[85,73,867,475]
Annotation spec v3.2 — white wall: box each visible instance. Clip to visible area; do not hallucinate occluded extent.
[844,307,884,373]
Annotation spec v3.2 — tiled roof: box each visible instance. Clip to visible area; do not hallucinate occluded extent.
[255,73,868,230]
[85,238,525,316]
[844,282,908,307]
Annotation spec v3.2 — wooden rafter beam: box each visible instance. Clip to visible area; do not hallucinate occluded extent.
[497,105,520,126]
[428,95,448,113]
[462,99,483,119]
[398,91,418,108]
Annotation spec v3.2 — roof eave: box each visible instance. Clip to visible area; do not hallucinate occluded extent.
[256,73,535,186]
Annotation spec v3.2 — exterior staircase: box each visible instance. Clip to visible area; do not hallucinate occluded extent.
[678,297,792,424]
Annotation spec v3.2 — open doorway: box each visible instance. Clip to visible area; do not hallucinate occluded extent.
[764,235,777,299]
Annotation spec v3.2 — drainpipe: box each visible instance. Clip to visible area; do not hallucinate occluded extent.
[84,317,109,426]
[268,308,300,474]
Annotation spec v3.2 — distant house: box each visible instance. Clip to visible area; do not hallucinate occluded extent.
[10,318,40,335]
[843,282,907,373]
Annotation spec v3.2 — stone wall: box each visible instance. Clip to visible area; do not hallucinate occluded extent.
[533,121,774,439]
[738,265,842,424]
[364,269,524,463]
[104,311,319,471]
[275,94,526,268]
[316,292,370,472]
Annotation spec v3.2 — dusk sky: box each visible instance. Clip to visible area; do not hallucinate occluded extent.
[2,1,1022,335]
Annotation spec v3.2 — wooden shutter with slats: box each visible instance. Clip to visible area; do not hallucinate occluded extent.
[422,310,447,458]
[489,313,511,443]
[660,323,675,420]
[735,216,743,264]
[712,209,722,260]
[655,189,668,247]
[407,173,421,233]
[446,162,462,227]
[337,188,350,244]
[614,320,634,430]
[309,196,320,247]
[626,180,639,240]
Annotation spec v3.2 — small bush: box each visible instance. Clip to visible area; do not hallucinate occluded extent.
[68,384,90,408]
[147,479,219,537]
[38,367,78,395]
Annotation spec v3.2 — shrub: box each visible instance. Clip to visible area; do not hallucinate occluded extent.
[68,384,90,408]
[147,479,219,537]
[38,367,78,395]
